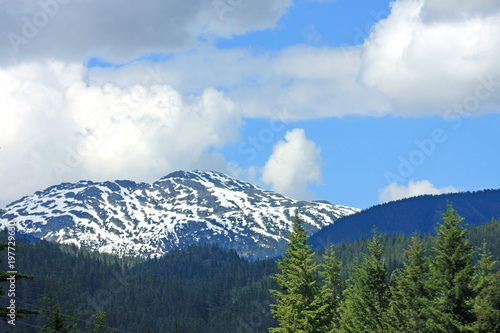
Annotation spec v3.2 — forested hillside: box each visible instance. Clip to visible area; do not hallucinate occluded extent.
[1,212,500,332]
[309,189,500,251]
[0,239,278,332]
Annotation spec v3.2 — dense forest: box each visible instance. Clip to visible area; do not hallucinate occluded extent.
[309,189,500,250]
[271,206,500,332]
[0,205,499,332]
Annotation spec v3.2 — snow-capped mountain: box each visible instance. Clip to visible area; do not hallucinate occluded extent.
[0,171,359,259]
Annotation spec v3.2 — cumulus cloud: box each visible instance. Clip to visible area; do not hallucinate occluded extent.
[0,60,240,205]
[0,0,291,64]
[360,0,500,115]
[2,0,499,123]
[379,180,459,203]
[261,128,322,200]
[84,0,500,120]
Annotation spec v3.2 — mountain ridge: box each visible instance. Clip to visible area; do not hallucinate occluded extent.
[0,170,359,260]
[309,188,500,251]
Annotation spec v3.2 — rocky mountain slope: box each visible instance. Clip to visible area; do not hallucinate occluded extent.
[0,170,359,259]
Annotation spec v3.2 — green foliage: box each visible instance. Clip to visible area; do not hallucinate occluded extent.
[338,229,391,333]
[273,206,500,333]
[389,236,430,332]
[316,244,343,332]
[426,204,476,332]
[38,279,81,333]
[472,271,500,332]
[1,235,278,332]
[269,210,323,332]
[1,207,500,332]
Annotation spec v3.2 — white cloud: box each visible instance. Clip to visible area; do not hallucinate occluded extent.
[360,0,500,115]
[0,60,240,205]
[84,0,500,120]
[0,0,292,64]
[1,0,499,122]
[421,0,500,21]
[261,128,322,200]
[379,180,459,203]
[86,45,390,119]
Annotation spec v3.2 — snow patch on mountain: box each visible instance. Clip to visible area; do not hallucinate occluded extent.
[0,170,359,259]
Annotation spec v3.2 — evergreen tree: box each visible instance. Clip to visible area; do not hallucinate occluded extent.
[471,244,498,332]
[389,236,430,332]
[426,204,476,332]
[39,279,81,333]
[269,210,322,332]
[317,244,343,332]
[471,271,500,332]
[338,229,391,333]
[472,242,497,298]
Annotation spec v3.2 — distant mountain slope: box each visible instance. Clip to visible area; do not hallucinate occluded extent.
[309,189,500,251]
[0,170,359,260]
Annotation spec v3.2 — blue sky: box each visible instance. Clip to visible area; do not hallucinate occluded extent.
[1,0,499,209]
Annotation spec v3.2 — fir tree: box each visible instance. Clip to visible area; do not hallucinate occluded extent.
[269,210,322,333]
[472,242,497,298]
[338,229,391,333]
[471,244,498,332]
[426,204,476,332]
[471,271,500,332]
[317,244,343,332]
[389,236,430,333]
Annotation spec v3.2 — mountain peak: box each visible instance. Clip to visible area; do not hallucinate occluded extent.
[0,171,359,259]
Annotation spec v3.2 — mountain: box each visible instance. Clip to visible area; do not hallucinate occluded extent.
[309,189,500,251]
[0,170,359,260]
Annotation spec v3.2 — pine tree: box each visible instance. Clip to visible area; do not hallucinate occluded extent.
[269,210,322,333]
[389,236,430,332]
[426,204,476,332]
[317,244,343,332]
[338,229,391,333]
